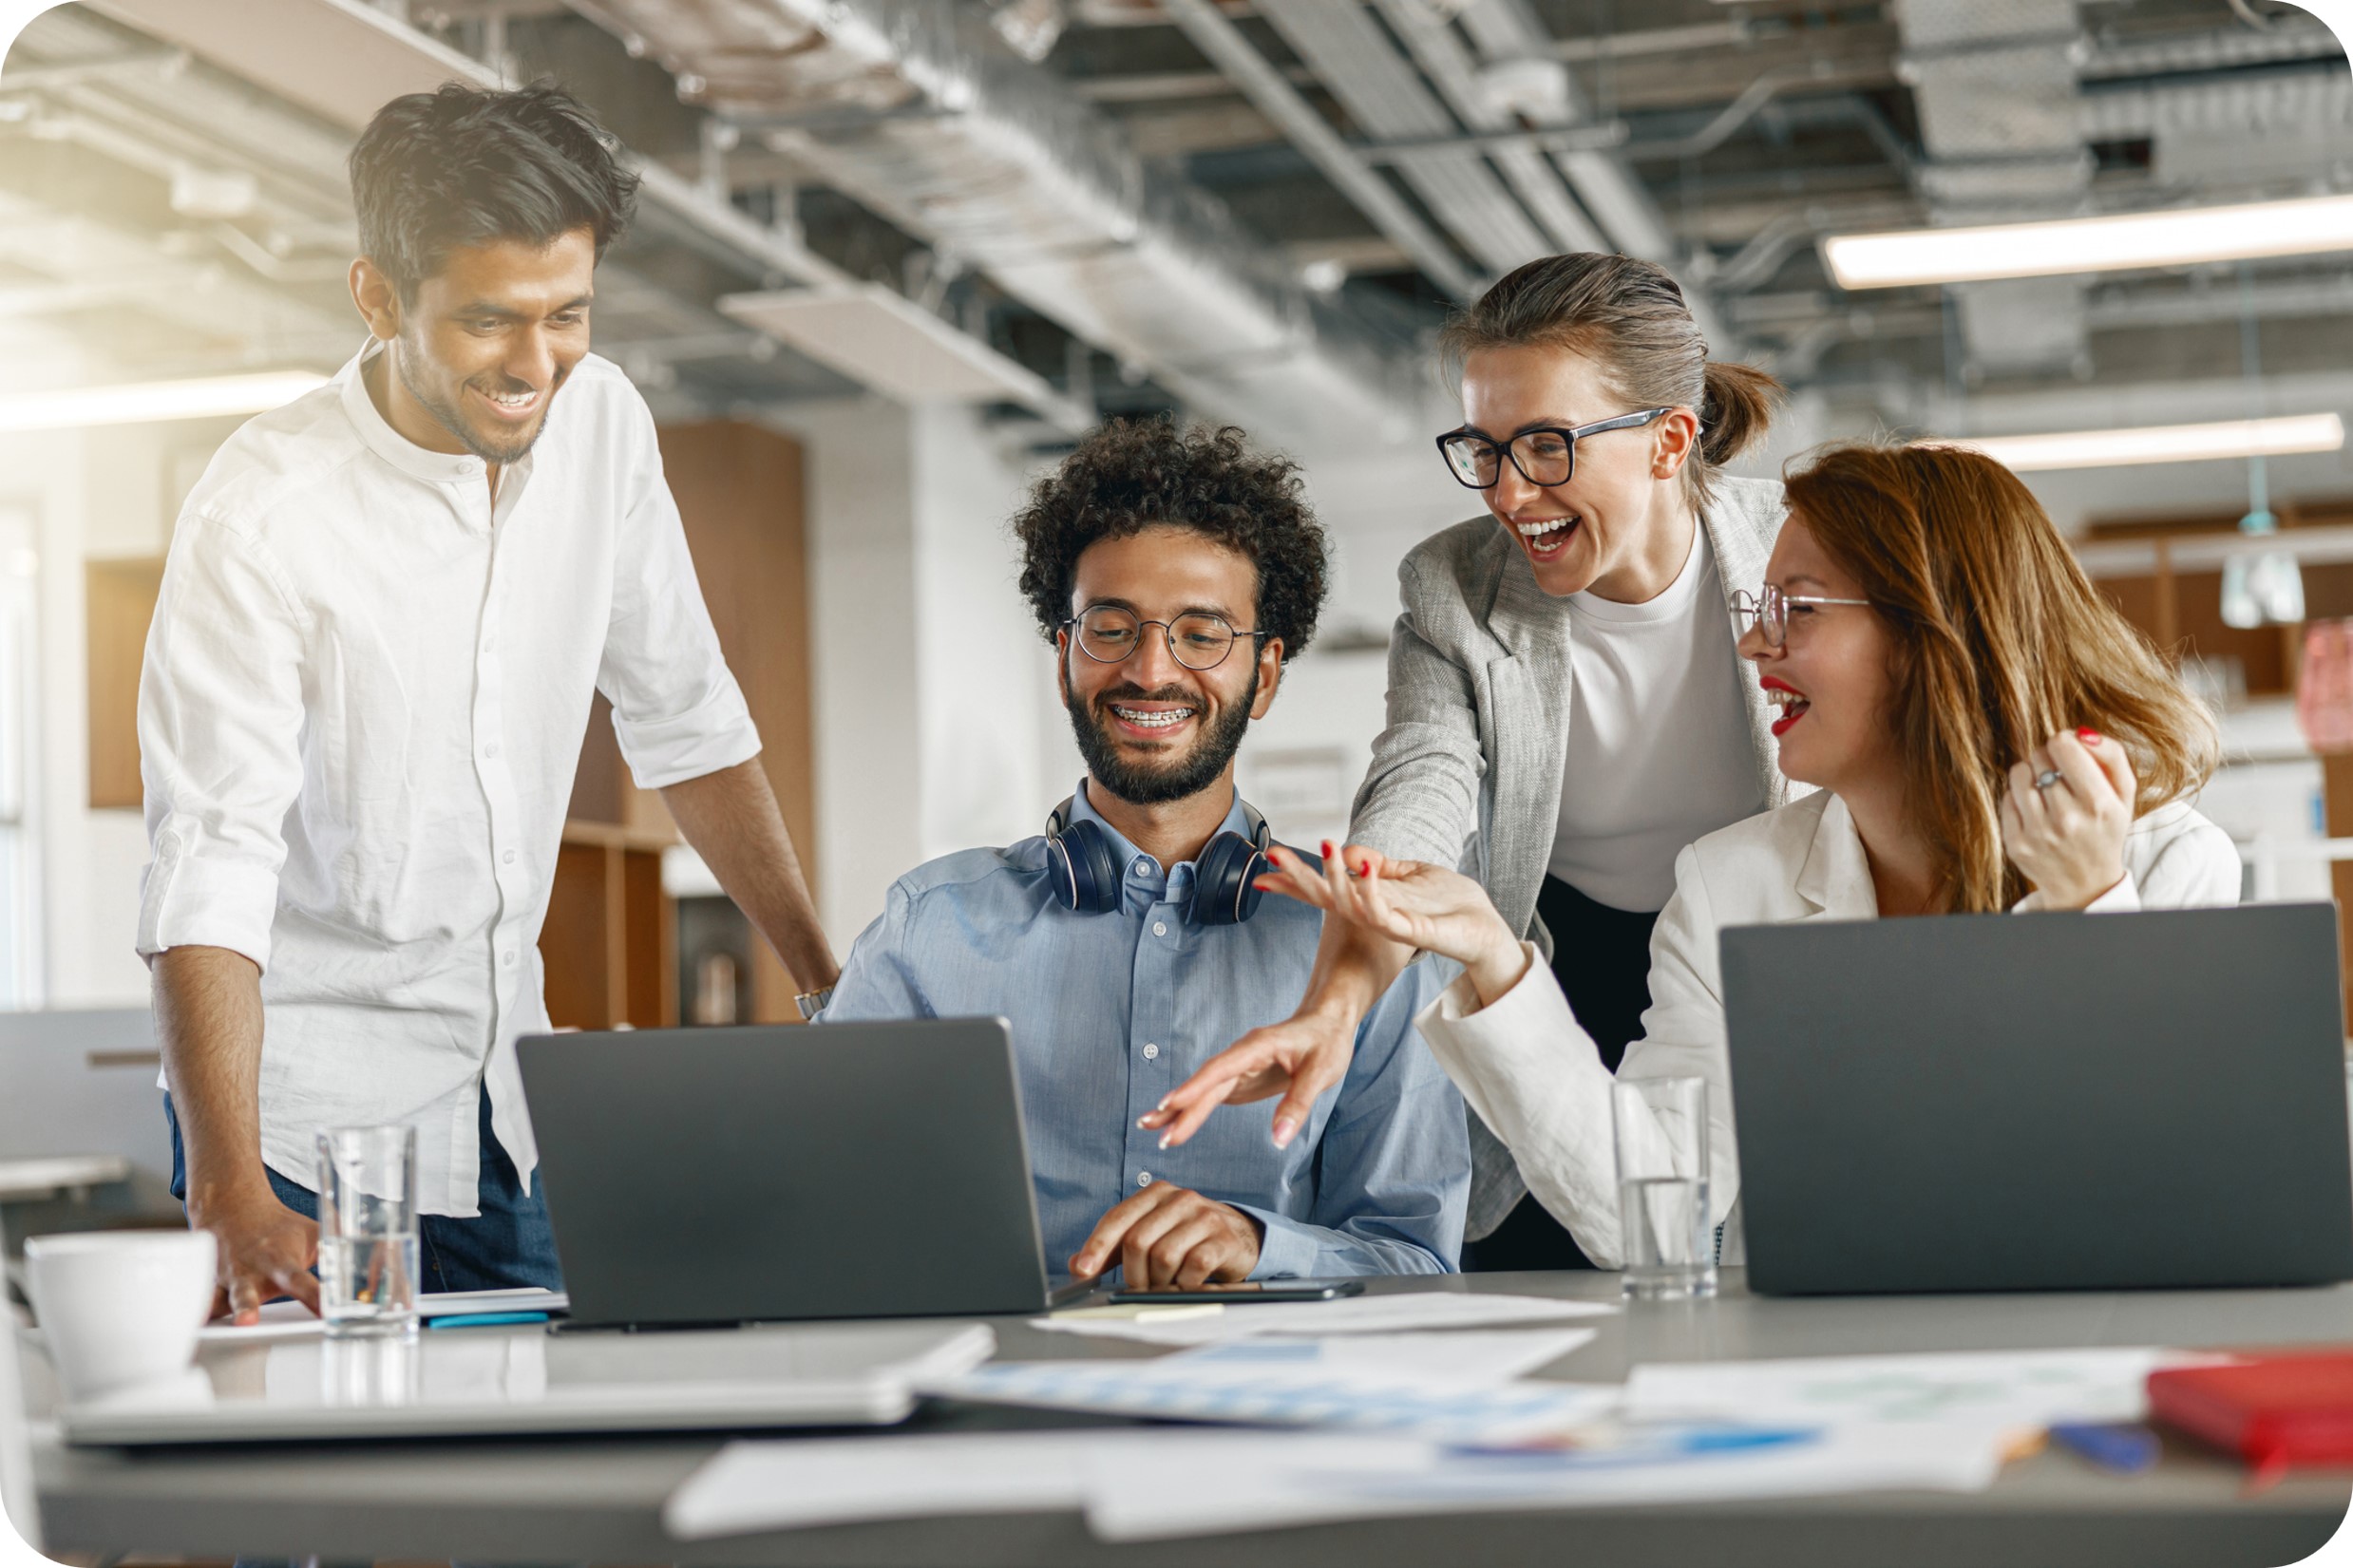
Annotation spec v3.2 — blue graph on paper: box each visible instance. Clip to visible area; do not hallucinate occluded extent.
[934,1361,1620,1444]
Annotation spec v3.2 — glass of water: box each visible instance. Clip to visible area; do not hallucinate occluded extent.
[316,1124,419,1338]
[1613,1075,1717,1300]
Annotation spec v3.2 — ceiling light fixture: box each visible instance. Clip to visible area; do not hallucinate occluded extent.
[1942,412,2345,473]
[0,370,330,433]
[1823,195,2353,290]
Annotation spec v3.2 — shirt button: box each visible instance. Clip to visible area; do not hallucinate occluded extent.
[1142,1043,1160,1060]
[500,950,516,968]
[1136,1171,1152,1188]
[483,742,500,759]
[502,850,517,866]
[1152,921,1167,937]
[1134,859,1149,875]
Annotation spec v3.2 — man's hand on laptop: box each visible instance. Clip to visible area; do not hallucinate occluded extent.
[195,1187,321,1324]
[1069,1181,1262,1289]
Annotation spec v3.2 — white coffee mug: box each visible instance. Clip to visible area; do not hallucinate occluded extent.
[24,1231,218,1401]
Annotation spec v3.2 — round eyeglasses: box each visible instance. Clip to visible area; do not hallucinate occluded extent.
[1435,406,1674,490]
[1730,584,1872,648]
[1063,605,1269,671]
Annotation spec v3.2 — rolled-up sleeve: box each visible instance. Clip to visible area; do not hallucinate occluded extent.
[137,515,309,971]
[598,415,762,790]
[1245,962,1470,1277]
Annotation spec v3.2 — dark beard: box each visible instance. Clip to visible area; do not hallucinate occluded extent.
[396,343,555,467]
[1065,663,1259,808]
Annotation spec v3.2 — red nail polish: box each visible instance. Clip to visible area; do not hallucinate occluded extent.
[2078,727,2102,746]
[1321,840,1335,856]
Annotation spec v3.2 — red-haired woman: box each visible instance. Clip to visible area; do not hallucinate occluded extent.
[1205,441,2237,1267]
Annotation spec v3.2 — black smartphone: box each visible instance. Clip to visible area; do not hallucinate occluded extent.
[1105,1279,1366,1305]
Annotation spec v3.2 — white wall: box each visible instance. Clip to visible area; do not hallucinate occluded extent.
[0,317,234,1010]
[784,398,1076,954]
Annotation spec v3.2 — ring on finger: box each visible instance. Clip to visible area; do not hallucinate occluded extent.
[2033,768,2063,790]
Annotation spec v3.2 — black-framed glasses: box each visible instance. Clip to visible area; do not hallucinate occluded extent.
[1063,605,1269,671]
[1730,584,1872,648]
[1435,406,1675,490]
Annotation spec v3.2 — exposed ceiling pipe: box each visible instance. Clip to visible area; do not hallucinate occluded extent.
[84,0,1119,427]
[1444,0,1736,351]
[88,0,853,296]
[581,0,1435,443]
[1361,0,1607,255]
[1153,0,1481,298]
[2080,17,2343,81]
[1246,0,1544,278]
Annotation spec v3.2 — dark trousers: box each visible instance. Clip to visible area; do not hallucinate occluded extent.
[165,1086,563,1294]
[1462,874,1660,1274]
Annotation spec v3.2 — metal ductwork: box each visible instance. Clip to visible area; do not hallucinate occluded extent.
[2081,62,2353,189]
[579,0,1435,447]
[1893,0,2092,379]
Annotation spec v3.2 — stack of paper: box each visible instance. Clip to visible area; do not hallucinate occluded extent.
[1625,1348,2169,1429]
[661,1343,2158,1542]
[922,1330,1608,1443]
[1032,1290,1616,1346]
[665,1418,2010,1543]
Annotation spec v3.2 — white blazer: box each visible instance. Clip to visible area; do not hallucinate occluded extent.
[1414,789,2243,1268]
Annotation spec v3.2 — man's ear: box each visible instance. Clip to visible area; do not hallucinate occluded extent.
[351,256,403,343]
[1053,628,1072,704]
[1249,636,1283,719]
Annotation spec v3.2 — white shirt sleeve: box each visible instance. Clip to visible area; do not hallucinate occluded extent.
[2013,810,2243,914]
[1414,842,1736,1269]
[137,515,309,971]
[597,412,763,790]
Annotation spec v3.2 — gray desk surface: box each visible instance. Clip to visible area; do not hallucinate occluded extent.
[29,1270,2353,1568]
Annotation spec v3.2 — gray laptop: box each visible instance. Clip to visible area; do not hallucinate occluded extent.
[520,1017,1061,1328]
[1719,902,2353,1295]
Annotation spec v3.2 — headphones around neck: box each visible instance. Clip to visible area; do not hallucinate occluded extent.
[1045,795,1281,925]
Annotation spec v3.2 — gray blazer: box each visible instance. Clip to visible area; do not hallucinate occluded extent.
[1349,474,1797,1237]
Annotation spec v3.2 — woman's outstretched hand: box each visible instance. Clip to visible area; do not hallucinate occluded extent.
[2001,727,2135,909]
[1258,841,1527,1005]
[1137,841,1528,1153]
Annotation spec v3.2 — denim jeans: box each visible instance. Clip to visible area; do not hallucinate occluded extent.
[165,1085,563,1294]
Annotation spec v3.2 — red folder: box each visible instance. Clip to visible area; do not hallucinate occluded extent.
[2147,1353,2353,1474]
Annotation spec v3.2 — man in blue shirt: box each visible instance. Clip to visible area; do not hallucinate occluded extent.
[824,421,1468,1289]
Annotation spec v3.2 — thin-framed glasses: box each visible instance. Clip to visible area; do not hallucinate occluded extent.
[1063,605,1269,671]
[1435,406,1675,490]
[1730,584,1871,648]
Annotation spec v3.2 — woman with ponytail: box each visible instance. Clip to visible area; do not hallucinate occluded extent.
[1148,252,1811,1267]
[1180,440,2237,1269]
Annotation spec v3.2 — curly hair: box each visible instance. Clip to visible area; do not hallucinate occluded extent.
[1014,419,1329,659]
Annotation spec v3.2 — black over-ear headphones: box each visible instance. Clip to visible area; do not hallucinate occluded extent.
[1045,796,1280,926]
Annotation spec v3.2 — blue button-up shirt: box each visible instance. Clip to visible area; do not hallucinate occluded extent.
[823,787,1469,1281]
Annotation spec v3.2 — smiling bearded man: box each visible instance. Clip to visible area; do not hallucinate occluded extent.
[820,418,1469,1292]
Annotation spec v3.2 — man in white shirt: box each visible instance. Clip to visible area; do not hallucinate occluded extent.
[141,84,838,1322]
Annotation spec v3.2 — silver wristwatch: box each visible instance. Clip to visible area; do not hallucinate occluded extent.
[794,986,834,1022]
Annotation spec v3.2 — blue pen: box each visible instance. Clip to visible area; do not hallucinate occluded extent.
[2049,1423,2160,1474]
[425,1311,551,1331]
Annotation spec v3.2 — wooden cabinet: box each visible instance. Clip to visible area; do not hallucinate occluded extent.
[535,420,814,1030]
[650,421,817,1026]
[85,557,164,810]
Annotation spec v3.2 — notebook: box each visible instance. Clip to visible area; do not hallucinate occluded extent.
[2146,1351,2353,1476]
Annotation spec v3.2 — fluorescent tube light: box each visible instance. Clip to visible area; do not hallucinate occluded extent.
[1823,195,2353,289]
[1942,412,2345,473]
[0,370,330,433]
